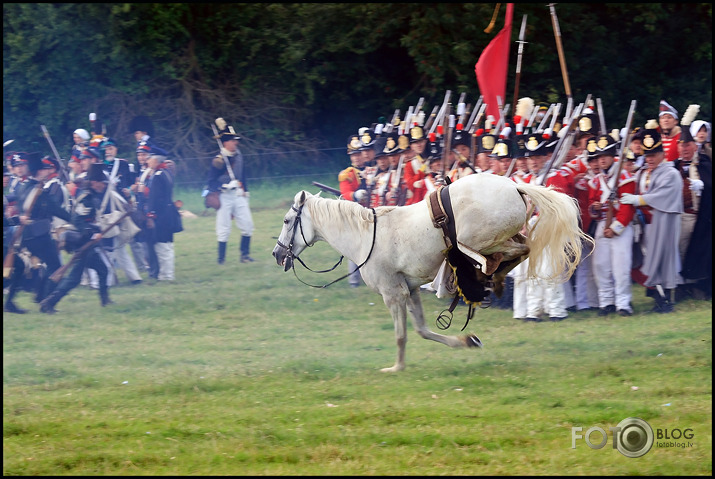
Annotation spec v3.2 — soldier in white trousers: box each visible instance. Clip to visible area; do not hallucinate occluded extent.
[206,118,255,264]
[587,134,637,316]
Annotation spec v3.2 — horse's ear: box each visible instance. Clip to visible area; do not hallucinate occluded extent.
[315,191,323,198]
[295,190,309,205]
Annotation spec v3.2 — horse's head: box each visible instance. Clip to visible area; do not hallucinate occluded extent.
[272,190,317,271]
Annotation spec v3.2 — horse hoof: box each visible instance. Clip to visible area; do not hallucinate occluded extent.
[380,365,405,373]
[466,334,483,348]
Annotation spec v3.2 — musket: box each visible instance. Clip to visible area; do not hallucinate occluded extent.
[607,100,637,195]
[49,210,133,284]
[3,182,44,279]
[423,106,440,132]
[413,97,425,120]
[210,122,238,183]
[596,98,607,135]
[535,104,555,133]
[547,103,561,136]
[549,4,572,112]
[494,103,511,136]
[452,149,478,174]
[537,95,590,186]
[605,100,637,228]
[429,90,452,135]
[312,181,341,197]
[564,96,574,125]
[455,93,466,123]
[468,103,488,167]
[468,102,487,135]
[512,14,528,110]
[464,95,484,133]
[525,103,541,133]
[40,125,69,183]
[403,106,414,134]
[386,109,400,134]
[441,106,455,180]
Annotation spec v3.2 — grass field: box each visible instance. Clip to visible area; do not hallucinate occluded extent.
[3,179,712,475]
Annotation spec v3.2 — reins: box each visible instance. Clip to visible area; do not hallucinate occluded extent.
[279,203,378,289]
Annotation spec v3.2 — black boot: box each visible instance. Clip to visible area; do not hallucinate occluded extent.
[651,289,673,313]
[4,284,27,314]
[240,236,255,263]
[100,287,114,307]
[218,241,227,265]
[40,290,63,314]
[4,299,27,314]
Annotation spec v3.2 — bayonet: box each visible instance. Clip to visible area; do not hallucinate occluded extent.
[512,14,528,109]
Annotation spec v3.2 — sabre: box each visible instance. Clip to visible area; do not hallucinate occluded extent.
[512,14,528,110]
[549,4,572,109]
[3,139,15,148]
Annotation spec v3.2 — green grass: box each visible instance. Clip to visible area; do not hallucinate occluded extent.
[3,180,712,475]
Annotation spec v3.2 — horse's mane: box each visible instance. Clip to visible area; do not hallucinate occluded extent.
[306,194,394,234]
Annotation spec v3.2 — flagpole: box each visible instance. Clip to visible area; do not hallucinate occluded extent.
[549,4,572,118]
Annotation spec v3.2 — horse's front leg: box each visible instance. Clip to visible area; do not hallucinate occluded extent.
[407,289,483,349]
[381,289,409,373]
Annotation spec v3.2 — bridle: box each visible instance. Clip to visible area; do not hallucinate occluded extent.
[277,202,378,288]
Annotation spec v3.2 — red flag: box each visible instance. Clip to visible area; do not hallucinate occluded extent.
[475,3,514,126]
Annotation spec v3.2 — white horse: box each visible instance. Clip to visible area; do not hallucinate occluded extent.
[272,173,590,372]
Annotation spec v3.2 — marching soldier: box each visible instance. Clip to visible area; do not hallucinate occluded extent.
[384,131,409,206]
[619,122,683,313]
[447,127,476,182]
[367,138,392,208]
[9,155,73,309]
[403,124,429,205]
[207,118,255,265]
[100,138,136,197]
[339,134,368,205]
[40,163,115,313]
[657,100,681,163]
[144,146,179,280]
[587,133,637,317]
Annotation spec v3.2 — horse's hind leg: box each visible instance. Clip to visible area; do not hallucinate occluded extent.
[406,289,481,349]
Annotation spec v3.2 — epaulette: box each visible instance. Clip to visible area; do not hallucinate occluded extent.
[212,156,224,169]
[338,167,355,183]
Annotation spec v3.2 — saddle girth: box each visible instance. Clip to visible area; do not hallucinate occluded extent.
[427,185,457,249]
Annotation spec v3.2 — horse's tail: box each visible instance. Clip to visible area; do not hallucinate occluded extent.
[514,183,593,281]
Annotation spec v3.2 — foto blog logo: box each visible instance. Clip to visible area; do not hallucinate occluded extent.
[571,417,654,458]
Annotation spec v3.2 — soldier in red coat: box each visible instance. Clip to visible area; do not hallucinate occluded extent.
[657,100,681,163]
[587,133,637,316]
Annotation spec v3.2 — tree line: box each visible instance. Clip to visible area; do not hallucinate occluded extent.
[3,3,712,181]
